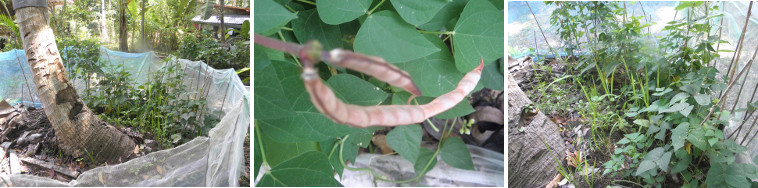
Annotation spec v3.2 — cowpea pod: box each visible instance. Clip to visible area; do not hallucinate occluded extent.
[302,59,484,128]
[323,49,422,96]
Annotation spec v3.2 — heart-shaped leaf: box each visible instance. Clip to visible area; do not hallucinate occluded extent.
[672,122,689,151]
[396,35,465,97]
[259,132,320,167]
[390,0,448,26]
[354,11,440,63]
[452,0,504,72]
[256,61,378,142]
[254,0,297,35]
[386,124,423,164]
[480,58,504,90]
[694,93,711,106]
[440,137,474,170]
[414,148,438,176]
[418,0,468,31]
[292,9,344,50]
[258,151,341,186]
[317,0,373,25]
[254,62,294,120]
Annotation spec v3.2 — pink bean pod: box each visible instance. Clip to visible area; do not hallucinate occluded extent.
[323,49,422,96]
[303,58,484,128]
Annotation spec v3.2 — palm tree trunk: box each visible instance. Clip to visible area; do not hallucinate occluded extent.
[119,0,128,51]
[101,0,109,42]
[15,5,136,163]
[218,0,224,43]
[140,0,145,51]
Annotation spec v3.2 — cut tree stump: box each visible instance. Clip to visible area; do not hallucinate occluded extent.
[507,70,567,187]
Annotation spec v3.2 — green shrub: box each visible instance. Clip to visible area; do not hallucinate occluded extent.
[176,31,250,84]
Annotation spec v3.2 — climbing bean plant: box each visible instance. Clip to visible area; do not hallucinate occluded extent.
[546,1,758,187]
[253,0,504,186]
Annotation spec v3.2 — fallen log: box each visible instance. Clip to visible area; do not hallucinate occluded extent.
[507,66,567,187]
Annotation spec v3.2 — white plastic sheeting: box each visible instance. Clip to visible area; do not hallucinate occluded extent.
[0,46,250,186]
[337,145,503,187]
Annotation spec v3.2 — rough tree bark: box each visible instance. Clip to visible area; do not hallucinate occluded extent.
[118,0,127,51]
[140,0,145,51]
[15,4,136,162]
[507,70,566,187]
[218,0,225,43]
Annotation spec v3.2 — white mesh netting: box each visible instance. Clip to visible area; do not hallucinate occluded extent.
[0,46,250,186]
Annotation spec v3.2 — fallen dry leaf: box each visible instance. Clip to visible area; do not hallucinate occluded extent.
[371,134,394,154]
[545,173,562,188]
[566,150,583,168]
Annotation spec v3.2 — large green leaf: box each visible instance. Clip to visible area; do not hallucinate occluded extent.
[671,149,691,173]
[669,92,690,105]
[354,11,440,63]
[687,125,708,151]
[706,162,752,188]
[327,74,390,106]
[452,0,504,72]
[253,62,294,119]
[414,148,438,176]
[386,125,423,164]
[660,102,692,117]
[317,0,373,25]
[636,147,665,176]
[694,93,711,106]
[418,0,468,31]
[672,122,689,151]
[635,160,656,176]
[254,0,297,36]
[439,137,474,170]
[127,0,139,19]
[256,61,366,142]
[260,131,320,167]
[480,58,504,90]
[390,0,448,26]
[292,9,344,50]
[258,151,342,186]
[396,35,465,97]
[488,0,504,10]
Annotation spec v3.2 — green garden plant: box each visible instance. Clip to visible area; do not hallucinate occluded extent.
[176,30,250,84]
[59,39,223,149]
[541,1,758,187]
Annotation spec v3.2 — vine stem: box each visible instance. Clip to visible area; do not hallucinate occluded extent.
[367,0,386,16]
[254,33,301,56]
[254,122,269,170]
[338,118,457,185]
[418,30,455,35]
